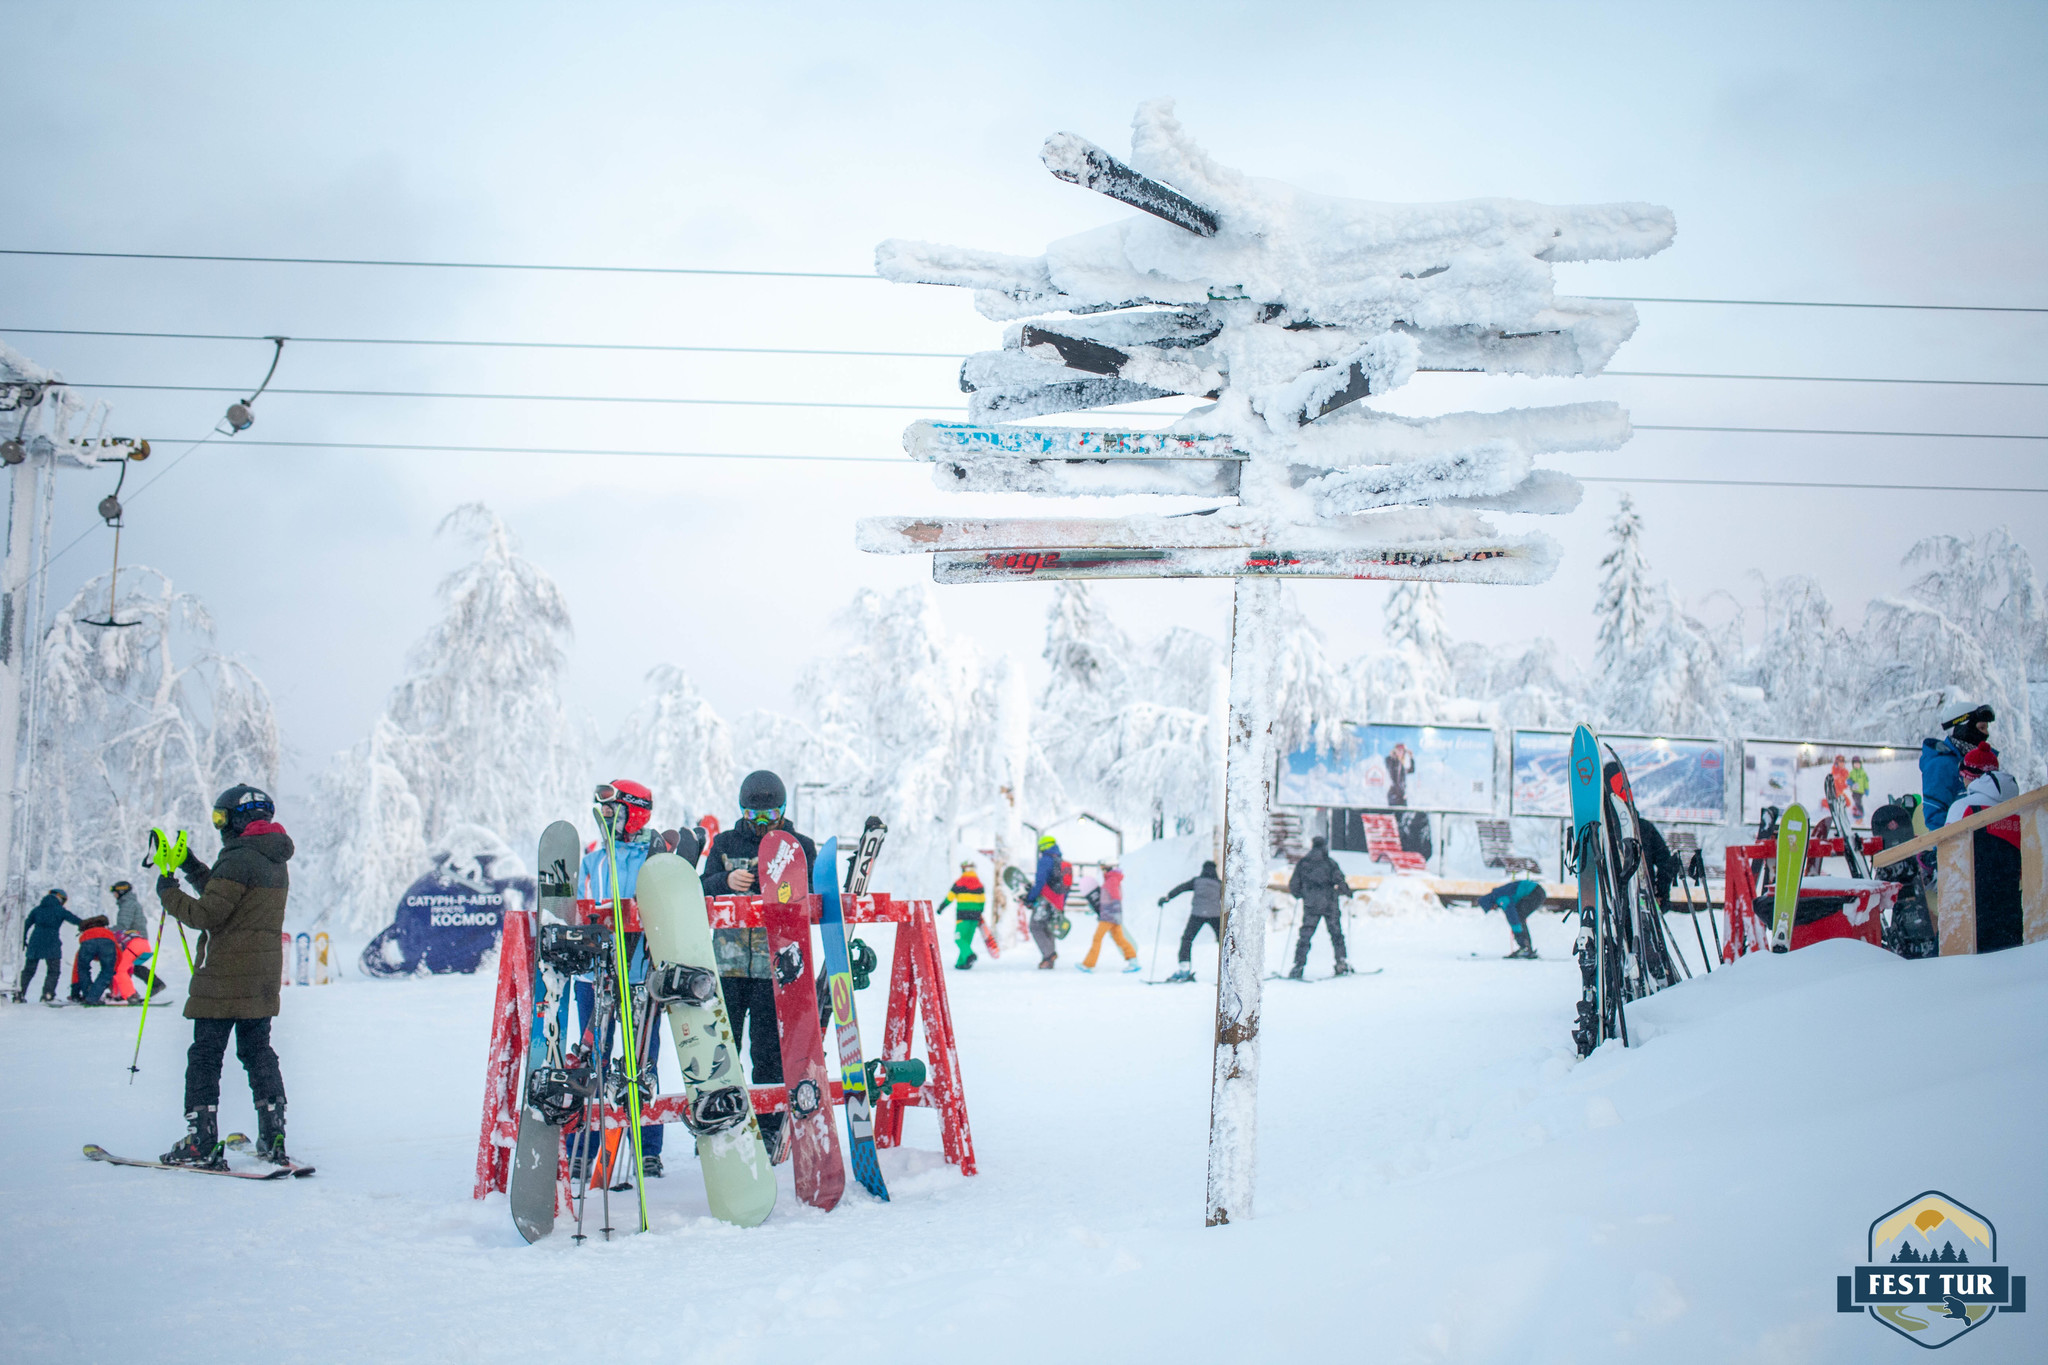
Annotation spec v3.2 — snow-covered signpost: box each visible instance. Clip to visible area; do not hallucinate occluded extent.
[862,101,1672,1225]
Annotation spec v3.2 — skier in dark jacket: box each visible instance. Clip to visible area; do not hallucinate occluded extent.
[1286,835,1355,978]
[16,889,78,1002]
[701,769,814,1154]
[1920,702,1996,830]
[157,784,294,1169]
[1477,876,1546,958]
[1159,860,1223,983]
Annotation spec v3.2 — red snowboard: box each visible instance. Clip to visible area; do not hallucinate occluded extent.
[759,830,845,1212]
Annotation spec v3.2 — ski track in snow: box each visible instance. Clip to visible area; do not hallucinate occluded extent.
[3,914,2042,1364]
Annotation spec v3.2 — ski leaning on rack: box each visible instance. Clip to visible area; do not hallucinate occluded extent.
[1601,748,1685,993]
[817,832,889,1201]
[1824,776,1872,879]
[1569,724,1620,1056]
[636,851,776,1228]
[1771,804,1811,954]
[760,830,846,1212]
[511,819,588,1244]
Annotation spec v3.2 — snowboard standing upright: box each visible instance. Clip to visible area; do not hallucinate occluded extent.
[511,819,590,1244]
[816,835,889,1201]
[1771,804,1811,953]
[1569,724,1619,1056]
[759,830,846,1211]
[635,851,776,1228]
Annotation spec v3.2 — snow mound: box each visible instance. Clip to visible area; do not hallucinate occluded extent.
[1359,871,1445,918]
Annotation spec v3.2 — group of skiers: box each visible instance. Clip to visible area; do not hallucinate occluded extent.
[13,881,166,1005]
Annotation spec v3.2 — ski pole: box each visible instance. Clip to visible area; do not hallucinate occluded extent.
[1679,865,1713,973]
[1145,887,1166,983]
[127,904,174,1082]
[599,815,649,1235]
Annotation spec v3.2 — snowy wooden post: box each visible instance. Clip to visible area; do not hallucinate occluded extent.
[861,101,1672,1225]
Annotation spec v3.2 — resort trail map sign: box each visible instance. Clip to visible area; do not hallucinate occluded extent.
[1742,740,1916,830]
[1514,731,1728,824]
[1279,723,1495,813]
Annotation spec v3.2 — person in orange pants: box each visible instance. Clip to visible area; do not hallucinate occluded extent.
[1078,861,1139,972]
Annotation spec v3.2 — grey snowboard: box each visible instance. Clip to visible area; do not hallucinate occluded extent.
[511,819,585,1244]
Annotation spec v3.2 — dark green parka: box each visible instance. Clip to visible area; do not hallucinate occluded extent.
[158,823,293,1019]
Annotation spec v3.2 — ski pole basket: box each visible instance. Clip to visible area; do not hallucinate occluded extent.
[474,888,976,1207]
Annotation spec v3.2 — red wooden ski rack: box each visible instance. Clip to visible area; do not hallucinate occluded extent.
[474,890,976,1205]
[1720,833,1891,960]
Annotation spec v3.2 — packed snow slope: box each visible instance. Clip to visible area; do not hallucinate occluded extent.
[4,909,2041,1364]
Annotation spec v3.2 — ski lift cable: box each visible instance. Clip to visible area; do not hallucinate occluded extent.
[5,249,2046,312]
[6,329,2046,387]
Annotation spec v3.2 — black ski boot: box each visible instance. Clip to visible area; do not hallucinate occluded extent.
[1164,966,1196,984]
[162,1106,227,1169]
[759,1113,788,1165]
[641,1152,664,1179]
[1331,960,1355,977]
[254,1099,291,1165]
[1285,963,1305,980]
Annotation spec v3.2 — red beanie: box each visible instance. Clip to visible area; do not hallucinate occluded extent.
[1961,743,1999,773]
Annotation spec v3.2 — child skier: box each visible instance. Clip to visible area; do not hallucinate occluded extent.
[938,860,986,969]
[1078,860,1139,973]
[574,777,667,1179]
[157,785,294,1169]
[1159,860,1223,983]
[72,916,119,1004]
[1477,876,1546,959]
[14,888,77,1003]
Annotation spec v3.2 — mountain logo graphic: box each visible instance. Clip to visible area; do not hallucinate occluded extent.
[1837,1191,2026,1348]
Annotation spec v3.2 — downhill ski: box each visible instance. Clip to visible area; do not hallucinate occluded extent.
[1569,724,1618,1056]
[636,852,776,1228]
[817,835,888,1201]
[510,819,598,1244]
[1771,804,1811,953]
[84,1144,292,1180]
[760,831,846,1211]
[1825,776,1872,879]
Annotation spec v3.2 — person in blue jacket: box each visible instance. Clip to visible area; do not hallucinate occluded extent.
[1025,834,1068,969]
[1477,876,1546,959]
[574,778,666,1180]
[1921,702,1996,830]
[16,889,79,1002]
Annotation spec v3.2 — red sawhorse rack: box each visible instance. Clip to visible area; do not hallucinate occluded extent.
[474,889,976,1208]
[1721,831,1894,960]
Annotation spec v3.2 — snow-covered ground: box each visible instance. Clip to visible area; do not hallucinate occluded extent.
[5,904,2042,1364]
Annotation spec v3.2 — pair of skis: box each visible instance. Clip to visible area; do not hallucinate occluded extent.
[83,1132,314,1180]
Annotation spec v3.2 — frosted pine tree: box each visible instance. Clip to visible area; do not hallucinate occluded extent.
[23,568,279,933]
[1035,583,1139,815]
[305,504,586,930]
[613,664,736,828]
[1594,495,1657,682]
[302,718,427,931]
[1362,581,1452,722]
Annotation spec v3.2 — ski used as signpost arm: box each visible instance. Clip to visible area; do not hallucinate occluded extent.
[1771,804,1810,953]
[816,835,888,1201]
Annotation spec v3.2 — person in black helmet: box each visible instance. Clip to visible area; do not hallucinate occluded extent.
[700,770,816,1156]
[1921,702,1996,831]
[156,784,295,1170]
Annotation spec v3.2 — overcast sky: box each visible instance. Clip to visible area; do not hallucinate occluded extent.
[6,1,2044,803]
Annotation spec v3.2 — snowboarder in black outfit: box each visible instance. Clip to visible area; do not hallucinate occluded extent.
[158,785,294,1169]
[1159,860,1223,983]
[700,769,814,1156]
[16,889,79,1002]
[1286,835,1356,978]
[1477,876,1545,958]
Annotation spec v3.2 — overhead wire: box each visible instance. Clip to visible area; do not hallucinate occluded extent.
[6,327,2046,388]
[4,248,2044,312]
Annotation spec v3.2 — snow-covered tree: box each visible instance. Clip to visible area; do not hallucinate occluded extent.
[613,664,735,828]
[1359,581,1452,721]
[1594,495,1657,680]
[304,504,586,930]
[24,566,279,922]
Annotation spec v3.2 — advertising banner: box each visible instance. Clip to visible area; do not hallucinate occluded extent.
[1279,722,1495,813]
[1741,739,1916,830]
[1515,731,1729,824]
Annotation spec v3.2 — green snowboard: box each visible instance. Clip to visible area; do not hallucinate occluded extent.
[635,851,776,1228]
[1771,804,1810,954]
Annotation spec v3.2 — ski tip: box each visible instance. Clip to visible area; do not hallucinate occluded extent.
[83,1143,109,1160]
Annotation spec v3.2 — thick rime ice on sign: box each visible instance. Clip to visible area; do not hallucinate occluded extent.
[874,98,1673,568]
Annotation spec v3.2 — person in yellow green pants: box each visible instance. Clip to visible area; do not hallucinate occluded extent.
[939,860,986,969]
[1078,862,1139,973]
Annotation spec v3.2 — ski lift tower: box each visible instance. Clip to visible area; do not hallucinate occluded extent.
[861,101,1673,1226]
[0,343,150,977]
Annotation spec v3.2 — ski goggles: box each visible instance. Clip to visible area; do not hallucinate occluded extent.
[741,806,784,827]
[593,784,652,812]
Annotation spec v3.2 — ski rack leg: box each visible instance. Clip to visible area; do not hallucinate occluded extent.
[875,911,919,1150]
[907,901,976,1175]
[474,909,534,1201]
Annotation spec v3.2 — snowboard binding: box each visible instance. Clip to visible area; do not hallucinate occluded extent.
[683,1084,752,1137]
[537,923,607,974]
[647,962,719,1006]
[525,1061,597,1127]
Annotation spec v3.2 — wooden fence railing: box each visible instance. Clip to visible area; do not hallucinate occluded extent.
[1871,784,2047,954]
